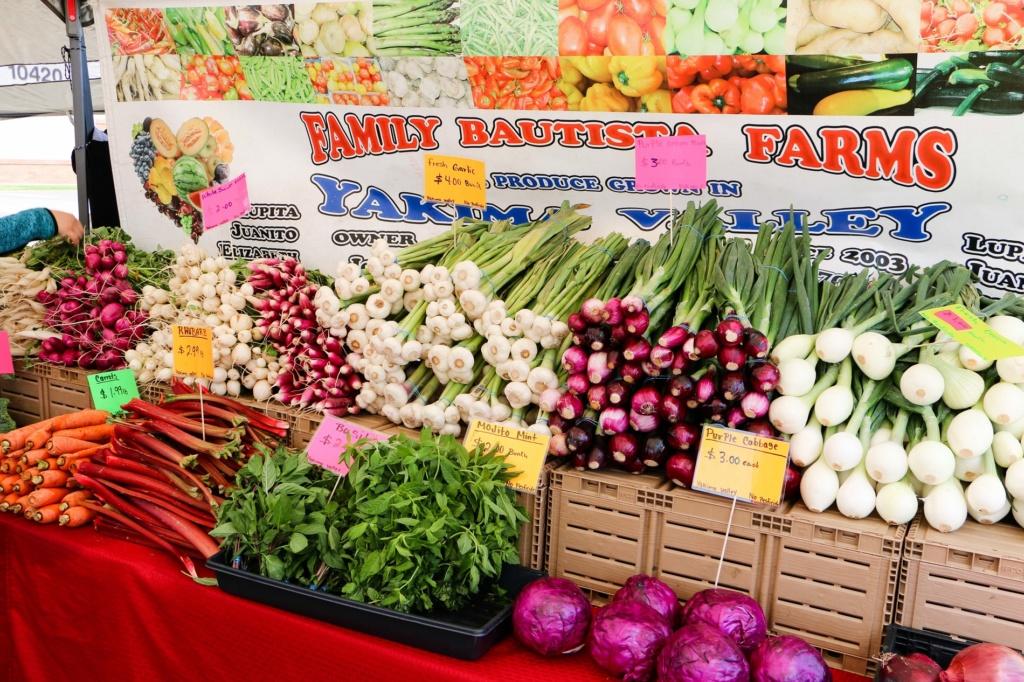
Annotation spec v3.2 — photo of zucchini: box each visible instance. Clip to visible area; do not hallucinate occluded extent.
[785,54,917,115]
[916,50,1024,116]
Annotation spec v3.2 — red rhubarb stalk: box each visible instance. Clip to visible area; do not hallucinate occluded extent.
[97,477,214,528]
[196,456,232,490]
[118,430,194,467]
[113,443,221,508]
[86,506,202,578]
[100,454,169,481]
[147,420,233,457]
[133,498,219,558]
[93,516,196,553]
[122,399,241,439]
[72,473,163,527]
[158,401,246,426]
[165,390,288,435]
[77,461,207,509]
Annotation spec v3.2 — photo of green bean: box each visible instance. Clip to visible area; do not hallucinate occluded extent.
[239,56,317,102]
[461,0,558,55]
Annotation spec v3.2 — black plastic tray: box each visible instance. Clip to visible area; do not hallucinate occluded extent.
[875,624,975,678]
[207,550,543,660]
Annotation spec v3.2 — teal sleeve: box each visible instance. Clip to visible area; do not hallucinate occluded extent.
[0,208,58,254]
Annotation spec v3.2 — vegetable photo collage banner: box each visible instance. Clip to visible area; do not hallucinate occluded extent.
[97,0,1024,296]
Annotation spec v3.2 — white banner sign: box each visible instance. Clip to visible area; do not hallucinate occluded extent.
[96,1,1024,295]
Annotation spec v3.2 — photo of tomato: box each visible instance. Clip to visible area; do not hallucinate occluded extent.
[668,55,786,114]
[306,57,390,106]
[466,57,568,109]
[922,0,1024,51]
[180,54,252,100]
[559,0,667,55]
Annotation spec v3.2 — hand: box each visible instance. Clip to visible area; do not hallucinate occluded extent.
[50,210,84,245]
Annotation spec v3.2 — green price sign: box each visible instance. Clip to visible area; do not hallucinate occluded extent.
[87,369,140,414]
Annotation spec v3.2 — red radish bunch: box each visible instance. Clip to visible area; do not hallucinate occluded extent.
[37,240,148,370]
[921,0,1024,50]
[553,298,798,493]
[248,258,361,415]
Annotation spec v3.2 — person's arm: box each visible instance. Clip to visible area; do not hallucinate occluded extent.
[0,208,57,254]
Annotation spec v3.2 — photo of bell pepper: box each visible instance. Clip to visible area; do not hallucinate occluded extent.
[668,54,787,113]
[738,73,777,114]
[466,57,568,110]
[558,56,670,111]
[580,82,632,110]
[640,88,673,111]
[568,56,614,83]
[609,56,664,96]
[691,78,741,113]
[667,55,698,87]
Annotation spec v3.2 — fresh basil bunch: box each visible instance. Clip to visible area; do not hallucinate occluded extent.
[211,447,345,585]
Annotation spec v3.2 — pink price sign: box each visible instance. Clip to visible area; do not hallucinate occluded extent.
[634,135,708,191]
[200,173,250,230]
[306,415,388,476]
[0,331,13,375]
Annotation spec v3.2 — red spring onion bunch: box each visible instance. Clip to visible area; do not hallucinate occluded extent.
[37,240,147,369]
[248,258,360,415]
[556,301,785,484]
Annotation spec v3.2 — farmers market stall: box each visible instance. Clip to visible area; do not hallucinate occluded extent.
[6,0,1024,678]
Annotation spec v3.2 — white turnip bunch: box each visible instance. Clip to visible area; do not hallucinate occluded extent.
[127,243,264,397]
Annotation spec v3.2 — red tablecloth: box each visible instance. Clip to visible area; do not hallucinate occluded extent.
[0,513,867,681]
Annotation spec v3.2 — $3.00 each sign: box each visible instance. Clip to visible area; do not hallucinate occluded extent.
[692,425,790,505]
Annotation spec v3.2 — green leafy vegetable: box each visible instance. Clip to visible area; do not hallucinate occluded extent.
[332,430,527,613]
[0,396,14,433]
[213,432,527,614]
[23,227,175,290]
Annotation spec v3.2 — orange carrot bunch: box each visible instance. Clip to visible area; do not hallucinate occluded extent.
[0,409,111,526]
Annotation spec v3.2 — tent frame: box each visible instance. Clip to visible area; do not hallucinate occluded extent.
[43,0,94,229]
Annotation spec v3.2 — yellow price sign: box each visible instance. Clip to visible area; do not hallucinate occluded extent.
[172,324,214,379]
[424,154,486,208]
[463,419,548,494]
[921,304,1024,361]
[692,425,790,506]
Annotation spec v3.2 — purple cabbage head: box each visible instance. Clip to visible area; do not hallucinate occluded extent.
[612,574,681,627]
[681,588,768,652]
[512,577,591,656]
[750,635,832,682]
[588,600,672,682]
[657,623,750,682]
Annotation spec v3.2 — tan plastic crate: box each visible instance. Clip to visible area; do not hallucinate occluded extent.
[897,518,1024,651]
[515,464,551,571]
[0,362,48,426]
[43,365,92,417]
[762,503,903,675]
[547,465,784,602]
[650,487,779,605]
[139,382,169,404]
[546,466,661,601]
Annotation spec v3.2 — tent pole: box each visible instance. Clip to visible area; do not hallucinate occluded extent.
[64,0,93,230]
